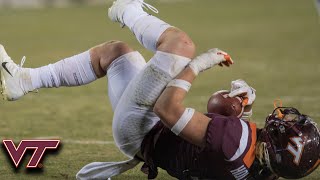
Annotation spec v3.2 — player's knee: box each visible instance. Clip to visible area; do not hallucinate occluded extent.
[113,41,133,56]
[158,29,196,58]
[104,40,133,57]
[90,41,134,77]
[92,40,134,63]
[176,32,196,55]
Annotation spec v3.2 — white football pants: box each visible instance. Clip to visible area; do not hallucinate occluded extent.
[112,51,190,158]
[77,51,190,180]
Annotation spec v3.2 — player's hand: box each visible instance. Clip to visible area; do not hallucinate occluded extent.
[189,48,234,75]
[228,79,256,106]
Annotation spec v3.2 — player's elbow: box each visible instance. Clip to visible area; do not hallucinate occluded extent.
[154,98,181,120]
[153,100,166,118]
[153,104,161,117]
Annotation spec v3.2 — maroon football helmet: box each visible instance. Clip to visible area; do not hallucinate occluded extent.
[259,107,320,179]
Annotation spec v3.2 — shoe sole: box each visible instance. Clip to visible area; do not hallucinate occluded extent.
[0,67,9,101]
[0,45,9,100]
[0,70,7,100]
[0,45,15,101]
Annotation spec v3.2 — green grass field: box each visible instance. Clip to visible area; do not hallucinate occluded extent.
[0,0,319,179]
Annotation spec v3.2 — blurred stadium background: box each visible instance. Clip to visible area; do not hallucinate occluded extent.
[0,0,105,8]
[0,0,319,179]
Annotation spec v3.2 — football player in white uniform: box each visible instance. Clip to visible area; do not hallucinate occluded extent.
[0,0,233,179]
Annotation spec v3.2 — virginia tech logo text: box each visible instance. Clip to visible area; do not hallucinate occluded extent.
[3,140,60,168]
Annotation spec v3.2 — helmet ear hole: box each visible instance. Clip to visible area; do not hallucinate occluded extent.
[297,115,307,124]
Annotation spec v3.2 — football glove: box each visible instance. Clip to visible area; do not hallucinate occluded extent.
[189,48,233,75]
[229,79,256,106]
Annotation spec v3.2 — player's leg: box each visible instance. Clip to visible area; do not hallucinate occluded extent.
[105,45,147,110]
[109,1,195,158]
[76,44,147,180]
[0,41,138,102]
[87,40,147,110]
[78,3,196,180]
[108,0,195,58]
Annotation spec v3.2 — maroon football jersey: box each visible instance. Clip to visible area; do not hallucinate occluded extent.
[141,113,257,180]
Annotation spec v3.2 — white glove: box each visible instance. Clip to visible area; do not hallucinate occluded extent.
[188,48,233,75]
[229,79,256,106]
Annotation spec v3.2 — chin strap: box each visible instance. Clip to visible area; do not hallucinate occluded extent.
[241,109,252,121]
[263,143,276,175]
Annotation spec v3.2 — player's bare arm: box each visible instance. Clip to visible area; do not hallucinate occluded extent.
[154,67,210,146]
[154,49,234,147]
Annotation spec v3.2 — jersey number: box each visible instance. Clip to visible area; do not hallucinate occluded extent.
[286,137,305,165]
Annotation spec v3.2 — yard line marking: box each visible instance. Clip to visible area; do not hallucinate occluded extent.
[33,136,61,139]
[31,137,115,145]
[63,139,114,145]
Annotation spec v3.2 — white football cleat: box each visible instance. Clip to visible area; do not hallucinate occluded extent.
[0,45,32,101]
[108,0,158,27]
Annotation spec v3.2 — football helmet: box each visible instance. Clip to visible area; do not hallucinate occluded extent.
[259,107,320,179]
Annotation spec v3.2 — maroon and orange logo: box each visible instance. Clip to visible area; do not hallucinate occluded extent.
[3,140,60,168]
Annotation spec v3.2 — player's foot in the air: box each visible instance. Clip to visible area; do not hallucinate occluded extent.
[0,45,32,101]
[108,0,158,27]
[108,0,144,27]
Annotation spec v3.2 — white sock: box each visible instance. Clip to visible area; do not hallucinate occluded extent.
[28,51,97,89]
[123,6,172,52]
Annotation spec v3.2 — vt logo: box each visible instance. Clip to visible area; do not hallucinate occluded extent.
[3,140,60,168]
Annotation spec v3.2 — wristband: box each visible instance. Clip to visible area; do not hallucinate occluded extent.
[167,79,192,92]
[171,108,195,135]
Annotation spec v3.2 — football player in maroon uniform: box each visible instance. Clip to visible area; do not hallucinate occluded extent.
[142,76,320,179]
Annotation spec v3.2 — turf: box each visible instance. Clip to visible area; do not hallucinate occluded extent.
[0,0,319,179]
